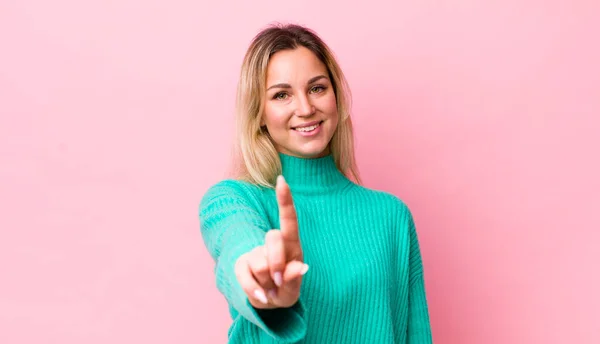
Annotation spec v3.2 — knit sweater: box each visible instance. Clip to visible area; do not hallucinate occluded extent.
[199,153,432,343]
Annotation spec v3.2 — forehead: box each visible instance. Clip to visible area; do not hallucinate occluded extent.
[266,46,328,83]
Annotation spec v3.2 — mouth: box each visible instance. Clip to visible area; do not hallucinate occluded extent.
[292,121,323,133]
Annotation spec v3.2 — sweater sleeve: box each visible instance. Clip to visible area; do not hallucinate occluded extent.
[403,205,433,343]
[199,180,307,342]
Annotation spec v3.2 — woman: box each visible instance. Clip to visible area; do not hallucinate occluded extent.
[199,23,432,343]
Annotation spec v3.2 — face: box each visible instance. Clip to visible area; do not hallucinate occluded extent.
[261,46,338,159]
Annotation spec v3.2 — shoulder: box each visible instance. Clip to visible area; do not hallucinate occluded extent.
[202,179,258,196]
[199,179,269,211]
[353,184,412,211]
[352,184,415,224]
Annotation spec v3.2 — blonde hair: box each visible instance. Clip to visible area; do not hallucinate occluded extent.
[230,23,361,188]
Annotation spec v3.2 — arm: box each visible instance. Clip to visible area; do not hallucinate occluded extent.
[405,208,433,343]
[199,180,307,342]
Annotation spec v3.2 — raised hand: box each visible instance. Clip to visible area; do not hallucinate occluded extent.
[234,175,309,309]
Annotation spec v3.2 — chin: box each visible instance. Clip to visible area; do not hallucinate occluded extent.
[277,138,332,159]
[292,145,330,159]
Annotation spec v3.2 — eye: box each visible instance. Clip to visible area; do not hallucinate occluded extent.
[273,92,288,100]
[310,85,326,93]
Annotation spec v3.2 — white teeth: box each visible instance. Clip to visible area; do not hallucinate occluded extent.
[295,123,320,132]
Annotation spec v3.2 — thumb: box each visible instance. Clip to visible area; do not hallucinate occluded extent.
[282,260,309,291]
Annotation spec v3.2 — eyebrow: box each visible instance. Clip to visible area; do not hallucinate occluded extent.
[266,75,328,91]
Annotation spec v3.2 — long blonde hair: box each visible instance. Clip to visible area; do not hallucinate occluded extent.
[231,23,361,188]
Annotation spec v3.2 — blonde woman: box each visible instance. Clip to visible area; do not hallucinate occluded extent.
[199,23,432,343]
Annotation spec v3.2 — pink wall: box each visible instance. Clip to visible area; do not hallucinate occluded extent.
[1,1,598,343]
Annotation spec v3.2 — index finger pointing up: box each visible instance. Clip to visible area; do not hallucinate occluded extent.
[276,175,300,249]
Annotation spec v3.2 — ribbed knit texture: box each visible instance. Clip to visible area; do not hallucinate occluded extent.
[199,153,432,343]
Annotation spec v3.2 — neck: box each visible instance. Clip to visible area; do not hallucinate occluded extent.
[278,153,350,193]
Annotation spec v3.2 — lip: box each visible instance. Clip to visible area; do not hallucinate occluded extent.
[292,120,323,137]
[292,120,322,129]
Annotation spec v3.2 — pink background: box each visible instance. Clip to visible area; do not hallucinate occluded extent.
[1,1,599,343]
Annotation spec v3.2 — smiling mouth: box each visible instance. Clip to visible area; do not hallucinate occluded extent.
[292,121,323,132]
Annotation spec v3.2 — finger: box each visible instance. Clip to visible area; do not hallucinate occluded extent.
[247,246,276,291]
[265,229,285,287]
[276,176,300,247]
[265,260,309,308]
[234,254,270,307]
[281,260,310,292]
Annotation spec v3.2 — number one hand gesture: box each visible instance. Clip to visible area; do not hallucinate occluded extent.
[235,176,309,309]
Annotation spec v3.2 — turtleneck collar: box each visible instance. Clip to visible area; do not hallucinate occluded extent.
[278,153,351,193]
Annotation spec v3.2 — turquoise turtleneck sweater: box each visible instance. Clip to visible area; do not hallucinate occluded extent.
[199,153,432,343]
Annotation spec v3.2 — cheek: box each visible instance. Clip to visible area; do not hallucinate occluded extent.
[321,94,339,119]
[263,105,290,131]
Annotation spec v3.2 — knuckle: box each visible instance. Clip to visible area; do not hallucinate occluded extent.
[235,273,251,292]
[251,245,263,255]
[265,230,280,242]
[234,256,246,275]
[234,264,241,279]
[251,259,269,274]
[241,284,255,298]
[257,263,269,275]
[270,254,285,267]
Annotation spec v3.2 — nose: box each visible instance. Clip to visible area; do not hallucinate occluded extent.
[295,94,315,117]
